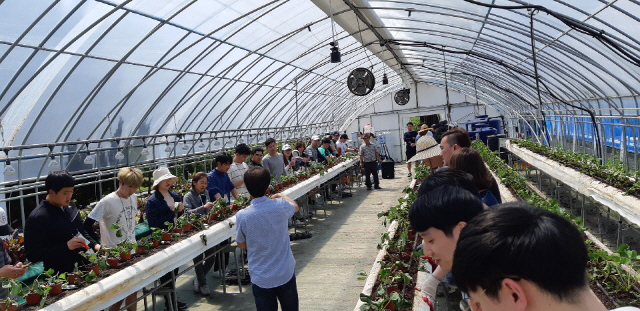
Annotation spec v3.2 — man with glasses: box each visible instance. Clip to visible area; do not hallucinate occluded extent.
[452,203,640,311]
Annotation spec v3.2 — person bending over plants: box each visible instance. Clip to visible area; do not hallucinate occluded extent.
[83,167,142,311]
[408,184,484,309]
[183,172,215,296]
[452,203,640,311]
[236,167,299,311]
[24,171,100,273]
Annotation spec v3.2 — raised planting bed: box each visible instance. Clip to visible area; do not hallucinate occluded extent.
[28,158,358,310]
[474,140,640,306]
[355,179,419,311]
[505,139,640,229]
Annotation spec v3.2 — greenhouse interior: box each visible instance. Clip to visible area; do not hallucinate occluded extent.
[0,0,639,310]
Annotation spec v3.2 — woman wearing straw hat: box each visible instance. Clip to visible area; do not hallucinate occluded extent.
[407,136,443,171]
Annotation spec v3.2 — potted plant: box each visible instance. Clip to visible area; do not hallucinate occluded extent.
[0,297,18,311]
[43,268,66,296]
[67,262,80,285]
[1,279,23,311]
[81,252,106,276]
[176,214,192,232]
[165,221,182,234]
[25,279,50,307]
[151,229,164,246]
[117,240,136,261]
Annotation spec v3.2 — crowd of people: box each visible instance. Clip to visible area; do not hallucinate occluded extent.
[14,132,366,311]
[403,122,638,311]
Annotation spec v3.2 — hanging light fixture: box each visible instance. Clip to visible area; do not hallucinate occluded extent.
[47,145,60,171]
[214,139,221,147]
[237,137,244,144]
[83,144,94,165]
[115,149,125,161]
[140,141,150,157]
[164,142,172,153]
[3,150,14,176]
[182,143,189,150]
[329,1,341,63]
[198,140,205,149]
[382,73,389,85]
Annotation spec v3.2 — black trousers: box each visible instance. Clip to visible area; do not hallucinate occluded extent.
[363,161,379,188]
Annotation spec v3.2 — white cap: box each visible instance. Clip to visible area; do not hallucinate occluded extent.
[282,144,292,150]
[311,135,320,141]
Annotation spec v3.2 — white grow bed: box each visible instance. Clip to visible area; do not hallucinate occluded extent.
[42,159,357,311]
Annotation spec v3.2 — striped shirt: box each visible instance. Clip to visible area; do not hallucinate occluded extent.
[228,161,249,196]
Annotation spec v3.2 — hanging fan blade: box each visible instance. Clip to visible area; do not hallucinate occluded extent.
[347,67,375,96]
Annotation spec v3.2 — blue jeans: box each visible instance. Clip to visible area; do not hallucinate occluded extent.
[251,274,299,311]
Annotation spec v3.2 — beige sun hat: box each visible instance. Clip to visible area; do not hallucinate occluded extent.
[408,135,441,162]
[152,167,178,189]
[418,124,432,135]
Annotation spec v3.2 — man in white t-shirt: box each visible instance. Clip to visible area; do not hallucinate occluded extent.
[335,133,356,155]
[84,167,143,311]
[228,144,251,197]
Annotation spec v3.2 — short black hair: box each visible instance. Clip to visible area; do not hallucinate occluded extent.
[321,138,331,145]
[417,169,478,197]
[45,171,75,193]
[453,203,589,303]
[251,147,264,155]
[409,184,483,235]
[215,153,233,166]
[340,134,348,140]
[407,122,414,126]
[264,138,276,147]
[441,128,471,148]
[244,167,270,198]
[235,143,251,155]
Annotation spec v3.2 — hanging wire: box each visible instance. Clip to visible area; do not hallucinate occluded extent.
[356,16,375,69]
[329,0,336,44]
[528,9,552,146]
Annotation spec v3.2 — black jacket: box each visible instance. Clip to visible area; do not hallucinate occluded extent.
[24,201,91,273]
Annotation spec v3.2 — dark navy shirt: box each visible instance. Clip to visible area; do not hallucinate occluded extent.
[404,131,418,150]
[145,191,182,229]
[207,169,235,204]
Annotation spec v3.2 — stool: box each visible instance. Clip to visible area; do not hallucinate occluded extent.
[218,243,244,293]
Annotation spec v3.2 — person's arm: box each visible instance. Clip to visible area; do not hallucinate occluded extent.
[24,217,84,265]
[183,192,210,214]
[82,217,101,246]
[231,188,239,199]
[235,216,246,249]
[233,179,245,187]
[271,193,299,213]
[376,151,382,163]
[0,264,27,279]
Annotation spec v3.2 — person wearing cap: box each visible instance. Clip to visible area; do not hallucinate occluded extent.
[408,135,443,170]
[330,131,341,155]
[282,144,297,176]
[262,138,286,179]
[359,133,382,190]
[249,147,264,168]
[229,144,251,196]
[24,171,100,273]
[0,208,27,300]
[145,167,186,311]
[84,167,142,311]
[305,135,326,162]
[404,122,418,177]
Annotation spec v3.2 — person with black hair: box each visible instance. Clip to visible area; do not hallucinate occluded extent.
[335,134,356,155]
[207,153,238,203]
[229,143,251,196]
[359,133,382,190]
[250,147,264,167]
[416,169,478,198]
[404,122,418,177]
[452,203,640,311]
[262,138,286,179]
[408,184,484,307]
[24,171,100,273]
[439,128,471,166]
[236,167,300,311]
[317,138,333,159]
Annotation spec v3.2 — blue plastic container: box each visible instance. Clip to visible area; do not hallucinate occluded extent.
[469,127,497,144]
[488,118,503,134]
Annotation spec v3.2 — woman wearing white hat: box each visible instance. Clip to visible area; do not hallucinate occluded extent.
[144,167,187,310]
[408,136,443,170]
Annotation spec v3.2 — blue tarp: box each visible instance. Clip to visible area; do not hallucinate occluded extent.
[545,117,640,152]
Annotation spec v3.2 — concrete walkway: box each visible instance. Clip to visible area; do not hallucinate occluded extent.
[139,164,411,311]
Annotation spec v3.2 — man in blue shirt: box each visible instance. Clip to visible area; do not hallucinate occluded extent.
[207,153,238,204]
[236,167,299,311]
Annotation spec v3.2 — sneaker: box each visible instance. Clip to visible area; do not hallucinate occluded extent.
[199,284,210,296]
[192,279,200,293]
[294,219,305,226]
[408,173,412,177]
[177,301,188,310]
[374,186,382,190]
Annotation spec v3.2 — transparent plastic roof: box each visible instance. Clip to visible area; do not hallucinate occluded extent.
[0,0,639,148]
